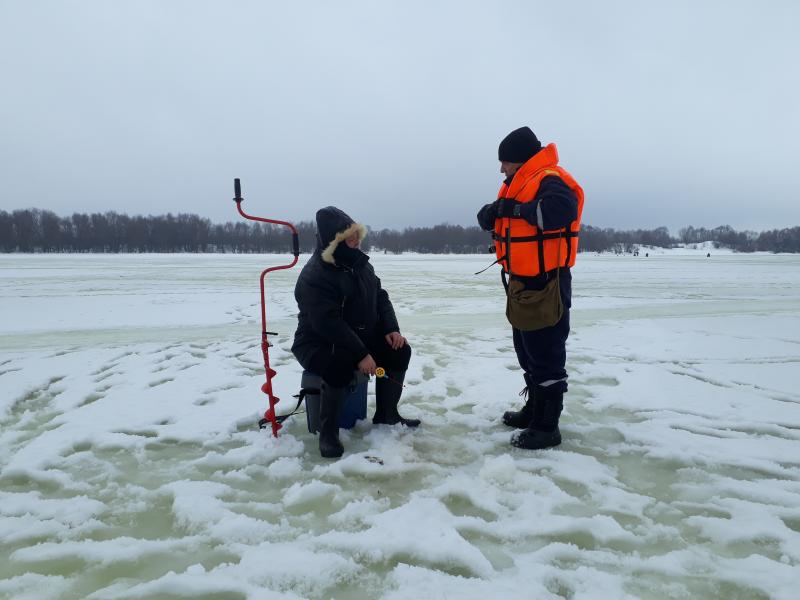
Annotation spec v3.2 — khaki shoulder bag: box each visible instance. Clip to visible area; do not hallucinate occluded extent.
[505,233,564,331]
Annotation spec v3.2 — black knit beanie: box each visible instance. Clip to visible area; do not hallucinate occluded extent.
[498,126,542,163]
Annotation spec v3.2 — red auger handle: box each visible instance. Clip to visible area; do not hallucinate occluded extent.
[234,178,243,202]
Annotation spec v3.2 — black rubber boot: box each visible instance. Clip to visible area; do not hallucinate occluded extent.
[502,374,536,428]
[511,385,563,450]
[319,383,346,458]
[373,370,420,427]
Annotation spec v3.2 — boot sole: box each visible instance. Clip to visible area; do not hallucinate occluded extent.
[511,439,561,450]
[510,432,561,450]
[320,449,344,458]
[372,419,421,428]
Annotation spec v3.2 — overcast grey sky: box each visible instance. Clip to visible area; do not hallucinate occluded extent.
[1,0,798,231]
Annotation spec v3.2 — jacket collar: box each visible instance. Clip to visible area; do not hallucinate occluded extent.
[316,246,370,271]
[506,143,559,197]
[319,221,368,265]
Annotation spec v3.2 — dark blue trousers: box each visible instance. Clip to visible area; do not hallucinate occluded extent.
[511,269,572,393]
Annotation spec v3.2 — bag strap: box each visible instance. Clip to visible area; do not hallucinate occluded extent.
[474,255,504,275]
[259,388,315,429]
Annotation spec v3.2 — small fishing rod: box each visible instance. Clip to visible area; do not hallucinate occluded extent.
[375,367,405,388]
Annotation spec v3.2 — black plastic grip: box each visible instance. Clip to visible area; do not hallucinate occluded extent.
[234,178,242,201]
[292,233,300,257]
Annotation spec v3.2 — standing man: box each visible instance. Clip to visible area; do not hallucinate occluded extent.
[292,206,420,459]
[477,127,584,450]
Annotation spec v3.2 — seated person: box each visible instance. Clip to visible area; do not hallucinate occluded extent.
[292,206,420,458]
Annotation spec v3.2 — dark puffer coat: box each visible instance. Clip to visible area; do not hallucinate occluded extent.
[291,206,399,369]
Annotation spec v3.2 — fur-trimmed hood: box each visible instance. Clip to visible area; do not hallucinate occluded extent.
[315,206,367,265]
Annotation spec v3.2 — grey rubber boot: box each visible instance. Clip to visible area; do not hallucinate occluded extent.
[373,370,420,427]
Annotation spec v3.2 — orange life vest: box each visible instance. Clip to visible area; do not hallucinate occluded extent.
[493,143,584,277]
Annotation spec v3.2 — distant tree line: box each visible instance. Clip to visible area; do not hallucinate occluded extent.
[1,209,799,254]
[0,209,321,253]
[368,224,488,253]
[580,224,800,254]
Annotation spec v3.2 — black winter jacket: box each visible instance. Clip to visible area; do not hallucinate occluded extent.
[291,207,399,370]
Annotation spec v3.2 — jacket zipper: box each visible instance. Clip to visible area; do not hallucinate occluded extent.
[333,295,346,354]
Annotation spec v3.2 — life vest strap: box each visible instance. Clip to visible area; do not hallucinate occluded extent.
[491,229,578,275]
[492,230,579,243]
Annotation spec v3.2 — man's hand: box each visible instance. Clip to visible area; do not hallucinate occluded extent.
[385,331,407,350]
[495,198,522,218]
[358,354,377,376]
[477,203,497,231]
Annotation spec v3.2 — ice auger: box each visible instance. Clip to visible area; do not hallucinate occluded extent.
[232,178,300,437]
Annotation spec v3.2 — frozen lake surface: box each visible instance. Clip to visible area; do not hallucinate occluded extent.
[1,252,799,599]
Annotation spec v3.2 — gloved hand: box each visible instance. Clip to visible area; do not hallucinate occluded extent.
[495,198,523,218]
[476,203,497,231]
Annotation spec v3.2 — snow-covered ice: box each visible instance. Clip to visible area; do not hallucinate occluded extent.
[1,251,799,599]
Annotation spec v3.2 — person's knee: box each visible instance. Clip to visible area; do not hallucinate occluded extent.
[320,351,359,388]
[321,368,354,388]
[386,343,411,371]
